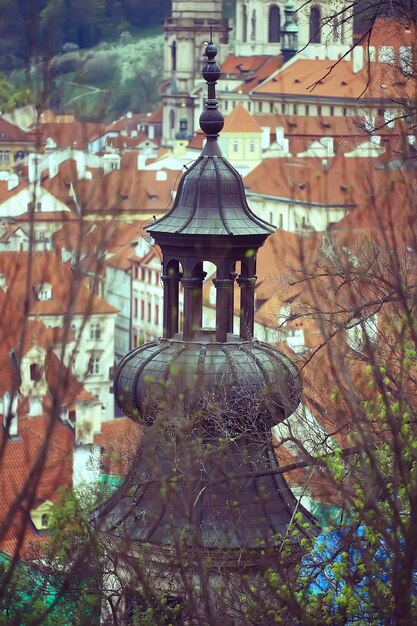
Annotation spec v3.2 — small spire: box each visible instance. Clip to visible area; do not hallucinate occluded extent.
[199,38,224,139]
[281,0,298,63]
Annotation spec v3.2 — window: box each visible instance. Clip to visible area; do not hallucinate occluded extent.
[309,6,321,43]
[147,302,151,323]
[88,357,100,375]
[134,298,138,318]
[233,140,239,153]
[134,265,139,279]
[268,5,281,42]
[141,300,145,320]
[317,105,322,116]
[171,40,176,71]
[30,363,41,381]
[0,151,10,163]
[281,103,286,114]
[90,323,102,340]
[242,3,247,42]
[169,109,175,131]
[249,139,256,153]
[41,513,49,528]
[155,304,159,326]
[141,267,145,281]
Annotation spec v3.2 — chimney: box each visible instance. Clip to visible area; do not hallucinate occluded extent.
[156,170,167,181]
[352,46,364,73]
[75,150,86,179]
[275,127,285,143]
[28,154,42,183]
[7,173,19,191]
[137,153,147,170]
[261,127,271,150]
[29,396,43,416]
[49,153,59,178]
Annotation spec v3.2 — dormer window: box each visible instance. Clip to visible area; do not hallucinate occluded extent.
[41,513,49,528]
[36,283,52,301]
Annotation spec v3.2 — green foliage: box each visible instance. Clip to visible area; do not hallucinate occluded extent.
[0,0,171,59]
[0,72,33,112]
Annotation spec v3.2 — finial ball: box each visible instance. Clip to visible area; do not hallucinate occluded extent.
[204,42,218,59]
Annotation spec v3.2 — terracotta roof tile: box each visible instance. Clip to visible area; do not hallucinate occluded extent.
[38,122,106,150]
[223,105,263,133]
[0,414,74,558]
[0,251,117,316]
[253,57,414,102]
[0,117,34,143]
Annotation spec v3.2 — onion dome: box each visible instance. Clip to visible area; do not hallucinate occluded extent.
[115,337,301,430]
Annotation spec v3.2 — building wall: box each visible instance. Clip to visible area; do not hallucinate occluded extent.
[36,312,117,421]
[105,265,132,362]
[247,194,349,233]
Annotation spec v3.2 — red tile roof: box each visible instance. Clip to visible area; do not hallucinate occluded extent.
[0,117,35,143]
[359,17,416,48]
[0,251,117,316]
[0,414,74,558]
[253,57,414,102]
[38,122,106,150]
[243,155,377,206]
[223,105,263,133]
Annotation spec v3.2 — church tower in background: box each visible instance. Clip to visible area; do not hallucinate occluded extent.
[234,0,353,56]
[161,0,229,146]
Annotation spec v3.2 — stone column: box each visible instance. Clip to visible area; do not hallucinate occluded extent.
[237,276,257,340]
[182,277,201,341]
[161,273,181,339]
[213,278,234,342]
[227,271,237,334]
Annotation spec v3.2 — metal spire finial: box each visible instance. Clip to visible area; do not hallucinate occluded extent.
[199,36,224,138]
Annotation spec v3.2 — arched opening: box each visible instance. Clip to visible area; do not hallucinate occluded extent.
[163,259,183,339]
[309,6,321,43]
[251,9,256,40]
[242,4,248,42]
[169,109,175,131]
[171,40,177,72]
[268,5,281,42]
[332,17,339,41]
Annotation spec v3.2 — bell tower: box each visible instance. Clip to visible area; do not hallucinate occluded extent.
[162,0,229,147]
[97,41,313,621]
